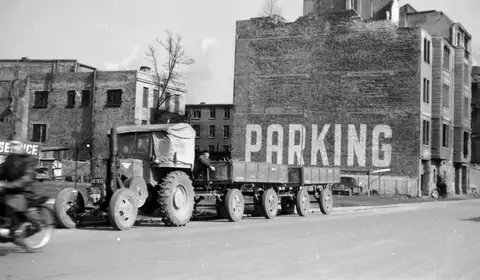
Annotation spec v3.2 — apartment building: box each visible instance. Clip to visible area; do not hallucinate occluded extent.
[0,58,186,159]
[471,66,480,163]
[401,6,473,195]
[232,0,472,196]
[185,103,233,158]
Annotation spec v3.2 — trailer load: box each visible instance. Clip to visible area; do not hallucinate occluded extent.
[53,123,340,231]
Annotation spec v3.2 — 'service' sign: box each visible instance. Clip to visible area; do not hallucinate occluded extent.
[0,140,41,157]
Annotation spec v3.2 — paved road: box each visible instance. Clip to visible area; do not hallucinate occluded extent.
[1,200,480,280]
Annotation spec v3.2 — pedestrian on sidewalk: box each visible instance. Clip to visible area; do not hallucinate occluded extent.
[437,173,448,198]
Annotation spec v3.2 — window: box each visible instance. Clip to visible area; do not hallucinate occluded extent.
[464,97,469,118]
[143,87,149,108]
[66,90,76,107]
[209,125,215,138]
[464,132,469,157]
[423,78,430,104]
[81,90,90,107]
[32,124,47,142]
[208,145,215,153]
[222,145,230,152]
[141,120,148,125]
[106,89,122,107]
[464,64,469,84]
[422,120,430,145]
[193,109,201,119]
[442,124,449,148]
[224,108,230,119]
[223,125,230,138]
[210,108,216,119]
[443,46,450,70]
[153,89,160,108]
[195,145,200,153]
[443,84,450,108]
[193,125,200,138]
[424,38,431,63]
[34,91,49,108]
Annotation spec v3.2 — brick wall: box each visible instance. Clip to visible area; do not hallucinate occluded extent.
[232,11,422,180]
[27,71,137,158]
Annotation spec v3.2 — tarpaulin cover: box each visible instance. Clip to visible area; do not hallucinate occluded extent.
[114,123,196,168]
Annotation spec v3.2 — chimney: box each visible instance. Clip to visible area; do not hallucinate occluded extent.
[21,57,29,60]
[139,66,151,72]
[200,102,206,104]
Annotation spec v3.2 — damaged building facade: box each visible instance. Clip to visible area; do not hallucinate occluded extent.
[0,58,186,159]
[232,0,473,196]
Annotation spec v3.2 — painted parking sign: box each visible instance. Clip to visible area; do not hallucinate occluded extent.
[244,124,392,168]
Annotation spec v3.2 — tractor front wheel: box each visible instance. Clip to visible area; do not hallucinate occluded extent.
[108,188,138,231]
[158,171,195,227]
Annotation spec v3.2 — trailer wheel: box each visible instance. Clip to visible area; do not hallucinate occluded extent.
[158,171,195,227]
[54,187,85,229]
[124,176,149,208]
[280,197,295,215]
[261,188,279,219]
[295,188,310,217]
[318,188,333,215]
[108,188,138,231]
[224,189,245,222]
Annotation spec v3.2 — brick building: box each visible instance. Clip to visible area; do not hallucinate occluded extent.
[0,58,186,159]
[185,103,233,159]
[471,66,480,163]
[232,0,472,196]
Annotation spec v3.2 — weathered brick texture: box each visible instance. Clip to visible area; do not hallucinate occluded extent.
[232,10,422,178]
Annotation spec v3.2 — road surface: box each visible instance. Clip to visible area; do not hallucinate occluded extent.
[1,199,480,280]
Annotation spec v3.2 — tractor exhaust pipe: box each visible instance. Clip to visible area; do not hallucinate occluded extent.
[109,128,119,196]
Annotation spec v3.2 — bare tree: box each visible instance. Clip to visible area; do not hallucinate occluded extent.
[260,0,283,18]
[146,30,195,124]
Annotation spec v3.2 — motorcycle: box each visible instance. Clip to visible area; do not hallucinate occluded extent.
[0,186,56,253]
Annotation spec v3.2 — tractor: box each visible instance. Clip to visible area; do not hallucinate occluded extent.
[54,123,197,230]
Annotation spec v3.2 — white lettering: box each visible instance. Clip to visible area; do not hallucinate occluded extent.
[4,142,10,153]
[311,124,330,166]
[26,144,32,154]
[334,124,342,166]
[245,124,262,162]
[0,142,4,153]
[32,145,39,156]
[288,124,306,165]
[266,124,283,164]
[372,125,392,167]
[347,124,367,167]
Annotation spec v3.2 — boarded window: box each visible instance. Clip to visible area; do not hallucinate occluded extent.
[106,89,122,107]
[34,91,49,108]
[32,124,47,142]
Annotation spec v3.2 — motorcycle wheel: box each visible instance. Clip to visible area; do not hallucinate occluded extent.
[15,205,56,253]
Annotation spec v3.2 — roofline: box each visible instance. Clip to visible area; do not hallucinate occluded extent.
[186,103,234,107]
[0,59,79,63]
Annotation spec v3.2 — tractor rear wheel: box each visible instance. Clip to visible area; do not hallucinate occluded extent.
[261,188,279,219]
[54,187,85,229]
[108,188,138,231]
[224,189,244,222]
[158,171,195,227]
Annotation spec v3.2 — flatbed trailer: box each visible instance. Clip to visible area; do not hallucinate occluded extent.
[193,161,340,221]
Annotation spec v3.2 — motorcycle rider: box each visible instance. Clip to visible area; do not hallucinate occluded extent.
[0,140,37,237]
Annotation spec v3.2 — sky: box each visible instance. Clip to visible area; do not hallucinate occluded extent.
[0,0,479,104]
